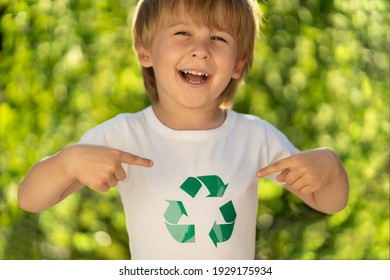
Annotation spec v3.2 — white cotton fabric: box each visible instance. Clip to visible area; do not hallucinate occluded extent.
[79,106,299,259]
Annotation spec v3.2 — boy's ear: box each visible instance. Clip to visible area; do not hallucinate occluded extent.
[232,59,246,79]
[135,44,153,67]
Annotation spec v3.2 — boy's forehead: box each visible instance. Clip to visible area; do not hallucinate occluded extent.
[161,0,232,32]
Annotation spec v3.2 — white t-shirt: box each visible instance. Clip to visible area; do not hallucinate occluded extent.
[79,106,299,259]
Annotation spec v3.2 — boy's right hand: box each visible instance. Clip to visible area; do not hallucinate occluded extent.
[62,144,153,192]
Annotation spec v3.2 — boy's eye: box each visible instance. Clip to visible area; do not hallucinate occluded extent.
[175,31,190,36]
[211,36,227,42]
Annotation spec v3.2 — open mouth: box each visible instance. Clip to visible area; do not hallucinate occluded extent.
[179,70,210,84]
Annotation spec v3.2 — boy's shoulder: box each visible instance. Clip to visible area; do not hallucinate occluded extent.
[234,110,263,123]
[90,108,148,130]
[232,110,295,145]
[79,108,149,146]
[233,110,274,132]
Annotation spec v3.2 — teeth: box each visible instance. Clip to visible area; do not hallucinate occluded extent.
[182,70,208,77]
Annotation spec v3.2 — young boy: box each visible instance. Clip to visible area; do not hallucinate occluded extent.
[18,0,349,260]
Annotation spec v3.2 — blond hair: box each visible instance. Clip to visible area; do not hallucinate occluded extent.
[132,0,261,108]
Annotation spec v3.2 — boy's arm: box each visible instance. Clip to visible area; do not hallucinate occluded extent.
[18,144,153,213]
[18,149,83,213]
[257,148,349,214]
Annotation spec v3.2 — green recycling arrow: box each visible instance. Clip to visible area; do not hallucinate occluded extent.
[165,175,236,247]
[198,175,228,197]
[179,177,202,198]
[209,200,237,247]
[164,200,188,224]
[164,200,195,243]
[180,175,228,198]
[165,223,195,243]
[209,222,235,247]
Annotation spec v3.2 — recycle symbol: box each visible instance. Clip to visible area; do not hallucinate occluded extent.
[163,175,236,247]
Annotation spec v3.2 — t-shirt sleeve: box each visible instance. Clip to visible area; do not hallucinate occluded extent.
[262,120,300,183]
[78,115,125,149]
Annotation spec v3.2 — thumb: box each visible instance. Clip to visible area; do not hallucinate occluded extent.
[276,169,290,183]
[119,151,153,167]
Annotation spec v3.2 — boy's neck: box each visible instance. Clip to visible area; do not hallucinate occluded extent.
[152,103,227,131]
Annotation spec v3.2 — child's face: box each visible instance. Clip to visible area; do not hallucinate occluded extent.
[136,3,245,111]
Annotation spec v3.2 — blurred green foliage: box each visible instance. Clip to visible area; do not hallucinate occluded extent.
[0,0,388,260]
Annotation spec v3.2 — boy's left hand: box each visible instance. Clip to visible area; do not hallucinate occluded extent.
[256,148,341,194]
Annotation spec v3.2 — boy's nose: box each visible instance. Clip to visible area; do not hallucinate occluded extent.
[192,51,209,59]
[191,41,210,59]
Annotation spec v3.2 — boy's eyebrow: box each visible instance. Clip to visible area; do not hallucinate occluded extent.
[167,21,232,36]
[168,21,192,28]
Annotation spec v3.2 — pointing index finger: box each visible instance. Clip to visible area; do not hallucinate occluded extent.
[257,158,289,178]
[120,151,153,167]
